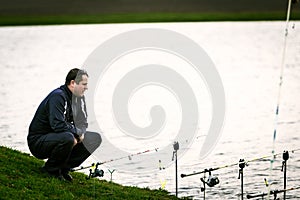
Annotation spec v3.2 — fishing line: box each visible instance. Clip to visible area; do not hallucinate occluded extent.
[267,0,293,199]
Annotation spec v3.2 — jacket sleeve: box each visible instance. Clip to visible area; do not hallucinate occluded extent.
[48,93,77,135]
[73,96,88,136]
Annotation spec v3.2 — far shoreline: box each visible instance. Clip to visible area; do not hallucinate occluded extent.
[0,11,300,26]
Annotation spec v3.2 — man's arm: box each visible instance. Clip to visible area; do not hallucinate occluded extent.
[48,93,78,136]
[73,96,88,135]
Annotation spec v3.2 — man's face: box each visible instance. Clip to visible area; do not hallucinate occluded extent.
[74,75,88,97]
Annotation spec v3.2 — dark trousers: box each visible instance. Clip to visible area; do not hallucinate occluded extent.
[28,131,101,172]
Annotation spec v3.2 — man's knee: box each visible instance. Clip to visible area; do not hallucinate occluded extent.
[83,131,102,151]
[61,132,77,147]
[90,131,102,147]
[96,132,102,145]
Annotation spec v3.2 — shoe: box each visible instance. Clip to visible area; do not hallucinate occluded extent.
[41,166,65,181]
[62,172,73,182]
[62,169,73,182]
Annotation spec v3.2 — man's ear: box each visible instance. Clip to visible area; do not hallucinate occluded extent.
[69,80,76,88]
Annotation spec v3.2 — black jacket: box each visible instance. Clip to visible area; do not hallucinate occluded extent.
[28,85,88,139]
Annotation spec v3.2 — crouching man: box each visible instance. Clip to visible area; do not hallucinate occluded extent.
[27,68,101,181]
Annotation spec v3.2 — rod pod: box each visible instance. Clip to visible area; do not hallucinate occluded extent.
[238,159,246,200]
[281,151,289,200]
[172,141,179,197]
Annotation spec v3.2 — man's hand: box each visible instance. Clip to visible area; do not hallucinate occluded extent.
[74,127,85,144]
[76,134,85,143]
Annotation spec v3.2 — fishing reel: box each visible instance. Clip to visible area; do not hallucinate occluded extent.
[86,162,104,180]
[201,171,220,188]
[206,174,220,187]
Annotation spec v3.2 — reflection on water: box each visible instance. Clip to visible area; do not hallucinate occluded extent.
[1,22,300,199]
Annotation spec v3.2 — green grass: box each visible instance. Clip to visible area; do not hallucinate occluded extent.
[0,146,179,200]
[0,11,299,26]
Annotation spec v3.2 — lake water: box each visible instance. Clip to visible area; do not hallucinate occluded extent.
[1,22,300,199]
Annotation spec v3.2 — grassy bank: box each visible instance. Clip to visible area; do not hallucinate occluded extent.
[0,146,178,200]
[0,11,300,26]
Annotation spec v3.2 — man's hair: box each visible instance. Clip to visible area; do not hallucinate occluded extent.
[65,68,89,85]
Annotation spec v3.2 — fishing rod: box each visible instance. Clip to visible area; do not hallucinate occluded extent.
[71,147,159,172]
[181,159,243,200]
[179,148,300,169]
[267,0,298,198]
[246,186,300,199]
[181,148,300,178]
[181,152,278,178]
[181,163,234,178]
[72,137,196,173]
[181,149,299,199]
